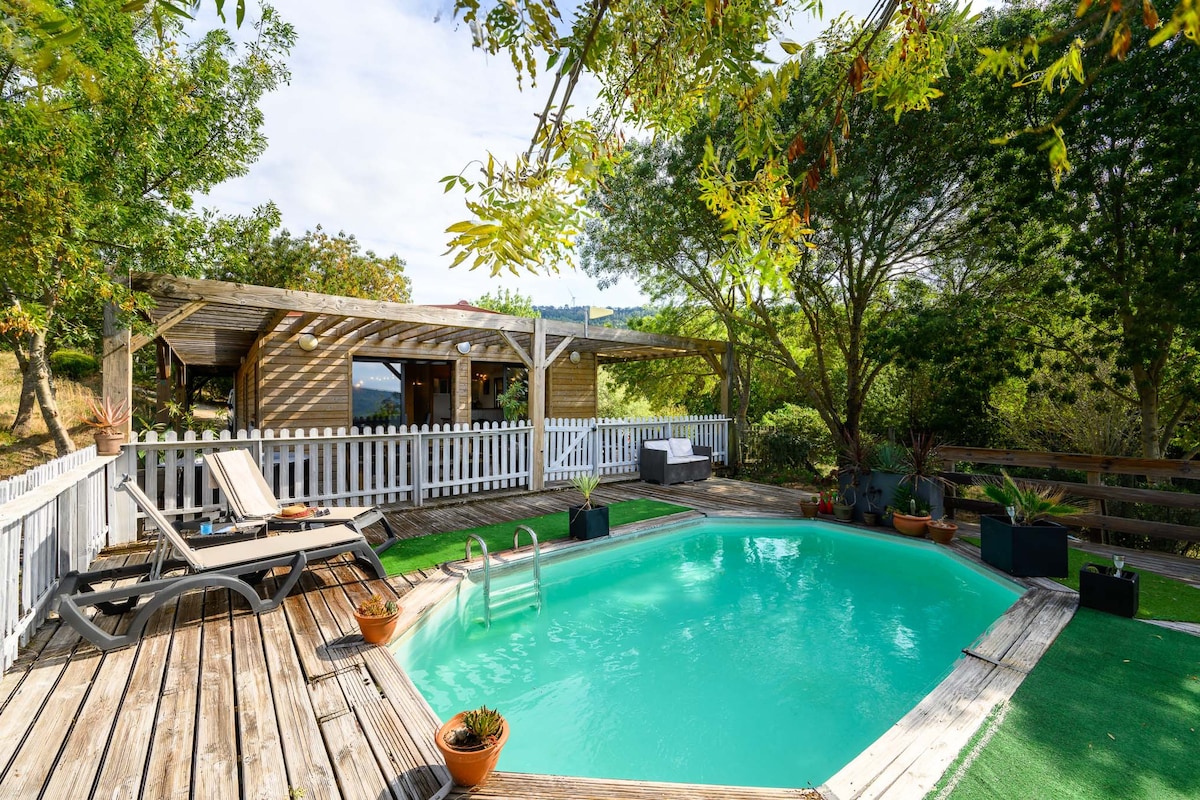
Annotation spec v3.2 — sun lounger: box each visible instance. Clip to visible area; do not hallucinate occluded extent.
[54,476,389,652]
[203,449,397,552]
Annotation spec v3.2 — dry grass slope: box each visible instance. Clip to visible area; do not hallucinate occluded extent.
[0,351,100,480]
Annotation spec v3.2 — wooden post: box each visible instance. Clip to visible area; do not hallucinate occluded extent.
[722,341,738,469]
[453,357,472,427]
[1087,471,1107,544]
[530,319,547,491]
[101,303,133,436]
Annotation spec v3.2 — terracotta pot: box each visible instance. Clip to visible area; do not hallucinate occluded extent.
[892,512,931,537]
[436,712,510,787]
[94,432,124,456]
[799,501,819,519]
[927,520,958,545]
[354,609,401,645]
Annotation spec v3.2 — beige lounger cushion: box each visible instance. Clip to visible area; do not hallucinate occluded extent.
[191,524,364,570]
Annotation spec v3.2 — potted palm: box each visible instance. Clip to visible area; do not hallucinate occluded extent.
[978,470,1080,577]
[435,705,510,786]
[353,594,401,645]
[568,474,609,539]
[82,397,131,456]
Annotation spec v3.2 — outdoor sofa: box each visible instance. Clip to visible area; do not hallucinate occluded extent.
[640,437,713,485]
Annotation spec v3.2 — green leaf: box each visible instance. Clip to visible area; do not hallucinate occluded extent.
[446,220,477,234]
[780,41,802,55]
[237,0,246,27]
[120,1,149,12]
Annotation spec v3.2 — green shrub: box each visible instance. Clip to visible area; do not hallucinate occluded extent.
[49,349,99,380]
[748,404,836,473]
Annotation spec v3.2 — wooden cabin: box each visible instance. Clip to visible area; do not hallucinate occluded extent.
[108,274,730,489]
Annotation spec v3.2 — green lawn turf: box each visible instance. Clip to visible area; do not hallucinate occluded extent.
[934,608,1200,800]
[960,537,1200,624]
[378,498,690,576]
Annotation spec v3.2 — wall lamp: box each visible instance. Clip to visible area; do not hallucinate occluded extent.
[455,341,472,355]
[569,350,581,364]
[298,333,320,352]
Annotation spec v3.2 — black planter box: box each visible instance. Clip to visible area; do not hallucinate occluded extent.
[1079,563,1139,617]
[980,515,1069,577]
[569,504,610,540]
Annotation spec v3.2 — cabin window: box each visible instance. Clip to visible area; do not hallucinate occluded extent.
[352,358,405,429]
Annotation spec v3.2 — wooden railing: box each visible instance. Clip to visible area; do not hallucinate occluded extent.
[940,446,1200,546]
[544,415,730,482]
[0,448,135,671]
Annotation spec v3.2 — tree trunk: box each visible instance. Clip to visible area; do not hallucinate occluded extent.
[9,340,38,437]
[29,329,76,455]
[1137,384,1161,460]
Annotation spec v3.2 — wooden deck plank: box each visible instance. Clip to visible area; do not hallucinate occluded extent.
[356,700,449,800]
[320,709,391,800]
[0,621,58,715]
[193,589,239,799]
[141,588,204,800]
[231,607,291,800]
[259,595,340,800]
[88,599,180,799]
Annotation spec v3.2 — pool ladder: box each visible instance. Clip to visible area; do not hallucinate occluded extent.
[465,526,542,628]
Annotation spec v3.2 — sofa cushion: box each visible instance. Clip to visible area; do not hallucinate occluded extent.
[667,437,694,458]
[643,440,669,452]
[666,454,709,465]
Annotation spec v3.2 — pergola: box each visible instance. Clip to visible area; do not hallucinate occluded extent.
[103,273,733,489]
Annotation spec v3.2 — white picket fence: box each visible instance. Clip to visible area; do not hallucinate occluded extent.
[544,415,730,481]
[125,421,534,520]
[0,446,132,671]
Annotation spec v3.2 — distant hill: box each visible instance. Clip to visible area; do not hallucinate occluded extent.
[533,306,650,328]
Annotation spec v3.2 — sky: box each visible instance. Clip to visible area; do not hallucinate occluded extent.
[193,0,877,308]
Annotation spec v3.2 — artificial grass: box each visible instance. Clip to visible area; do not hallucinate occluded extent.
[378,498,690,575]
[960,537,1200,624]
[934,609,1200,800]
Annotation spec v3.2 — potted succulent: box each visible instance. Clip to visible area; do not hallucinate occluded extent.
[568,474,609,539]
[890,485,932,537]
[83,397,131,456]
[435,705,510,787]
[978,470,1080,577]
[799,495,820,518]
[926,517,959,545]
[353,594,401,645]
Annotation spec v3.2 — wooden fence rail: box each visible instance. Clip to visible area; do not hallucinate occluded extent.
[939,446,1200,546]
[544,415,730,482]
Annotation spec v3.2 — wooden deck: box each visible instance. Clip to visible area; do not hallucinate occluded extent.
[0,477,1191,800]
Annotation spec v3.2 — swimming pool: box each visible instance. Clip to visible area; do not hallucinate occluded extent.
[394,517,1022,788]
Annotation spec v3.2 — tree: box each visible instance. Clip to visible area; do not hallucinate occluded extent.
[205,208,412,302]
[0,3,293,451]
[472,287,540,317]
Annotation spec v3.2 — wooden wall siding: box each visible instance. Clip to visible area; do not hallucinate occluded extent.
[256,327,350,431]
[547,353,597,419]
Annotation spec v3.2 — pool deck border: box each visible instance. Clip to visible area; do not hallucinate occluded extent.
[0,478,1095,800]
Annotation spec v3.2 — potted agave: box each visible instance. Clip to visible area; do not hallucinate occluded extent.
[979,470,1079,577]
[353,594,401,645]
[568,474,609,539]
[83,397,131,456]
[435,705,510,786]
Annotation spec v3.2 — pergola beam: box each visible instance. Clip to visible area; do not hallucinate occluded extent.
[130,300,207,354]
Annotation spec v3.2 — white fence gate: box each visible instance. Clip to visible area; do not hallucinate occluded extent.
[544,415,729,482]
[0,447,131,671]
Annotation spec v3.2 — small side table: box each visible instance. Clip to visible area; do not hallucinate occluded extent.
[1079,563,1139,617]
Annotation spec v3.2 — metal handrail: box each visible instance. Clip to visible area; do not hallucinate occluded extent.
[513,525,542,609]
[465,534,491,627]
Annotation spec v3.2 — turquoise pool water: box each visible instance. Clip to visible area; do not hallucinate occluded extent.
[394,518,1021,788]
